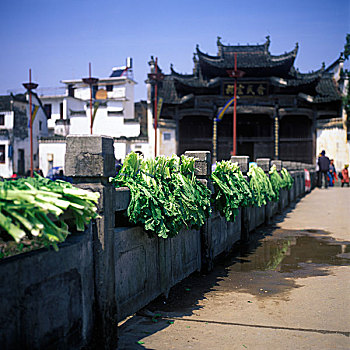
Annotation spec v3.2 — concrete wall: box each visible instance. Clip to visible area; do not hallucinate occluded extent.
[0,135,314,349]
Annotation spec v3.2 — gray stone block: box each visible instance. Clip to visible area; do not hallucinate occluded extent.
[114,187,131,211]
[271,160,282,171]
[230,156,249,173]
[65,135,115,178]
[184,151,211,177]
[256,158,271,172]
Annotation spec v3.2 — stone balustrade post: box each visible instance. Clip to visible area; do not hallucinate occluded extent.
[184,151,213,270]
[271,160,282,171]
[65,135,117,349]
[230,155,250,174]
[256,158,271,173]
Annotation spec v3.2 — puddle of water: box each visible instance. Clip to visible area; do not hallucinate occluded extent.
[214,229,350,297]
[147,228,350,313]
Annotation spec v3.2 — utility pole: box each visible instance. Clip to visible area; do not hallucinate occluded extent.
[23,69,38,177]
[83,63,99,135]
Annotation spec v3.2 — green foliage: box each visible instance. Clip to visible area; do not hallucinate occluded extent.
[211,160,253,222]
[247,164,275,207]
[280,168,294,190]
[269,165,284,202]
[0,174,100,258]
[110,152,211,239]
[344,33,350,60]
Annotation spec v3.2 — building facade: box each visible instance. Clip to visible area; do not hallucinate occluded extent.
[39,61,149,176]
[0,93,48,178]
[147,37,344,165]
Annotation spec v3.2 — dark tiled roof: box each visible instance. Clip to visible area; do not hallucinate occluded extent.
[0,96,11,111]
[314,76,342,103]
[196,43,298,72]
[40,135,66,141]
[0,94,26,111]
[157,75,195,105]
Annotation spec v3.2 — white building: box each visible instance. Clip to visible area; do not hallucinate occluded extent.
[316,54,350,172]
[0,93,49,178]
[39,60,150,177]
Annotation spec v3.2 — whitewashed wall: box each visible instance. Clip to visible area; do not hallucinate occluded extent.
[0,139,12,178]
[317,128,350,171]
[39,141,66,177]
[40,96,64,129]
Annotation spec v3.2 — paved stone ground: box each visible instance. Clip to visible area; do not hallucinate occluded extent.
[117,187,350,350]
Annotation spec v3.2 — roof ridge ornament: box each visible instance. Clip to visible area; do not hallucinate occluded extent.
[217,36,222,46]
[264,35,270,53]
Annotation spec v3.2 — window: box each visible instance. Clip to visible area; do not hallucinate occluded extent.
[107,111,123,116]
[163,132,171,141]
[60,103,63,119]
[0,114,4,126]
[44,104,52,119]
[106,84,113,92]
[0,145,5,163]
[68,84,75,97]
[39,121,42,131]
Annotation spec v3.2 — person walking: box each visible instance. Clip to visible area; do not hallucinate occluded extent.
[317,150,330,188]
[341,164,349,187]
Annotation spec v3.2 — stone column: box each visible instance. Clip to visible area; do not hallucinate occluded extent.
[65,135,117,349]
[184,151,213,271]
[256,158,271,172]
[230,155,250,174]
[271,160,282,171]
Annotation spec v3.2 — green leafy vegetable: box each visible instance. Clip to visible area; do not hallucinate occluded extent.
[211,160,253,221]
[280,167,294,190]
[110,152,211,239]
[0,174,99,258]
[247,164,275,207]
[269,165,284,202]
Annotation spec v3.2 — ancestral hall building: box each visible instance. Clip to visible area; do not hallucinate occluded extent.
[147,37,343,163]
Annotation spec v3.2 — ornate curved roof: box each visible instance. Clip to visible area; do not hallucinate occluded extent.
[196,37,298,78]
[153,37,342,106]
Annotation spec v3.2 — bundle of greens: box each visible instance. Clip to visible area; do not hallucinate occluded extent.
[247,164,276,207]
[211,161,253,222]
[0,175,100,258]
[110,152,211,239]
[280,167,294,190]
[269,164,284,202]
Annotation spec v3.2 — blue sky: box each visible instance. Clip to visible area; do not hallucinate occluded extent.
[0,0,349,101]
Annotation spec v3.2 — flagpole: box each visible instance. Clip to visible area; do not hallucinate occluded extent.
[154,57,158,157]
[82,63,99,135]
[29,71,33,177]
[147,57,164,158]
[23,69,38,177]
[227,54,244,157]
[233,53,237,156]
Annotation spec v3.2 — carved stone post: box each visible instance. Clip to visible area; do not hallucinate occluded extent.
[184,151,213,271]
[65,135,117,349]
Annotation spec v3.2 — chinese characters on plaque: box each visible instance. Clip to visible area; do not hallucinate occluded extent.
[223,82,269,97]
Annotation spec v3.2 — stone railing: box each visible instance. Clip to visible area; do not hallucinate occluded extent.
[0,135,315,350]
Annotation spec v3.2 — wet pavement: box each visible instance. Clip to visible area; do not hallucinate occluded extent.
[118,188,350,349]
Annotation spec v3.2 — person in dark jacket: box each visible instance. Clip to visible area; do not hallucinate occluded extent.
[317,150,330,188]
